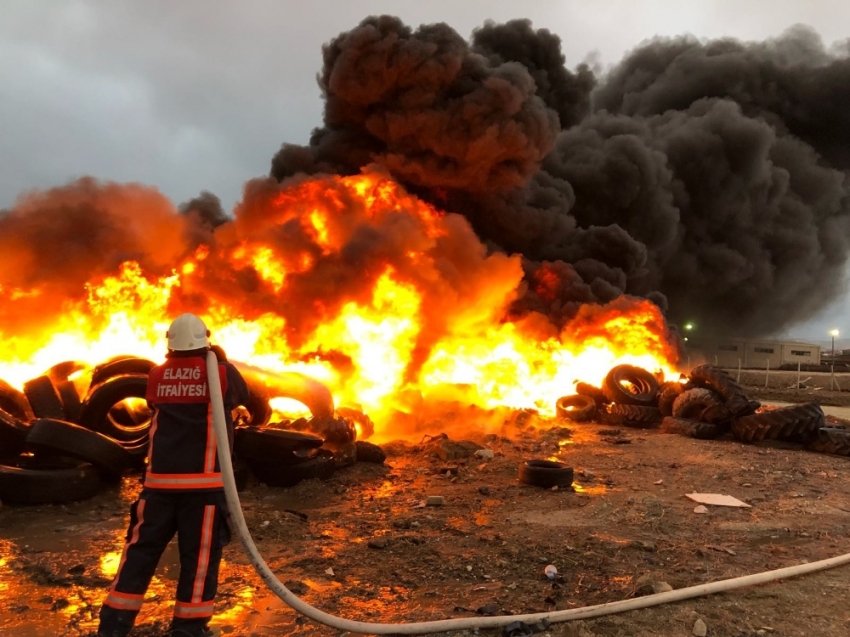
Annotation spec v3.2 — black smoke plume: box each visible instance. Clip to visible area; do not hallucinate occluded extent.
[272,18,850,337]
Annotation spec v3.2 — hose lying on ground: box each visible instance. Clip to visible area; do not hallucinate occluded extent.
[207,351,850,635]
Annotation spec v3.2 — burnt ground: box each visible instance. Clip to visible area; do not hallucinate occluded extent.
[2,393,850,636]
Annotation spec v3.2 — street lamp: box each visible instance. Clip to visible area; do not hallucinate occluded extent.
[830,329,840,390]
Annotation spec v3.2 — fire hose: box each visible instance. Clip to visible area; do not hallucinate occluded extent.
[206,351,850,634]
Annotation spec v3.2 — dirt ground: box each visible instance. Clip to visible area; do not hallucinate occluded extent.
[2,390,850,637]
[730,370,850,406]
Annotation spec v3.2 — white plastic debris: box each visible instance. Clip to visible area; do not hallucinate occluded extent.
[474,449,495,460]
[544,564,558,580]
[686,493,751,508]
[693,505,709,514]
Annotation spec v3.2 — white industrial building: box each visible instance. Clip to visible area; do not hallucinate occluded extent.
[686,337,821,369]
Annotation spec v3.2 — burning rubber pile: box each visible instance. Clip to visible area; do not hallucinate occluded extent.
[558,363,849,456]
[0,355,383,505]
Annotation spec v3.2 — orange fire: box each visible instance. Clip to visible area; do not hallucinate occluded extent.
[0,170,679,438]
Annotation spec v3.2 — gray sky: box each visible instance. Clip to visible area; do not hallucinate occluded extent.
[2,0,849,345]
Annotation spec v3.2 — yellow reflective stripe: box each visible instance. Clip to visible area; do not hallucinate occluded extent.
[173,600,215,617]
[144,472,223,488]
[105,591,144,610]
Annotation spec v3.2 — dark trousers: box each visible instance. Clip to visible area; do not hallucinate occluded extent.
[99,489,231,636]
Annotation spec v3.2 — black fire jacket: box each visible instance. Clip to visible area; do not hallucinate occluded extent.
[143,350,249,491]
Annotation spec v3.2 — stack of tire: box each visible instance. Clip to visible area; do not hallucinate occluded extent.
[556,365,665,429]
[0,356,158,505]
[0,356,387,504]
[555,364,843,457]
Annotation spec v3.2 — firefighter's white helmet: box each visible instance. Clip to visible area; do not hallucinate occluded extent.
[166,313,210,351]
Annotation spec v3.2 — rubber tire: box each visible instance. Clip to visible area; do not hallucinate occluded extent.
[26,418,133,478]
[672,388,725,422]
[657,382,685,417]
[518,460,574,488]
[731,403,825,444]
[56,380,83,423]
[354,440,386,464]
[807,428,850,456]
[79,374,150,443]
[233,457,250,492]
[45,361,86,383]
[602,365,659,406]
[324,441,357,468]
[0,380,35,422]
[688,365,755,417]
[555,395,597,422]
[249,449,336,487]
[0,456,102,505]
[604,404,662,428]
[241,379,272,427]
[575,383,607,405]
[234,427,324,463]
[659,416,722,440]
[23,376,65,420]
[335,407,376,439]
[89,357,156,389]
[0,408,29,459]
[308,415,356,445]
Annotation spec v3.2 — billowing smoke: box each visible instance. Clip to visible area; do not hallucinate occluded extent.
[272,18,850,337]
[0,178,194,334]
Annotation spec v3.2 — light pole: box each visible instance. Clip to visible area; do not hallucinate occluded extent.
[830,329,839,391]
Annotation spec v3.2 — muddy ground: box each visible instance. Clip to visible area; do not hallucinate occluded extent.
[2,393,850,637]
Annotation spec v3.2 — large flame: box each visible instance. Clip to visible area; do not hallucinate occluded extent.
[0,171,678,437]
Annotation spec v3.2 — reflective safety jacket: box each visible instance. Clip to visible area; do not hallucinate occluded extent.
[144,354,248,491]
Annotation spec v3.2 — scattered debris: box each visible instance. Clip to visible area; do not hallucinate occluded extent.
[544,564,557,580]
[426,495,444,507]
[474,448,495,460]
[693,505,709,514]
[686,493,752,508]
[693,617,708,636]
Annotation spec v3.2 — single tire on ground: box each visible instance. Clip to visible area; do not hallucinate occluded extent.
[518,460,574,488]
[555,395,597,422]
[659,416,722,440]
[0,408,29,459]
[731,403,825,444]
[234,427,324,463]
[602,365,659,406]
[0,456,102,505]
[0,380,35,422]
[26,418,133,478]
[672,388,727,423]
[574,383,607,405]
[249,449,336,487]
[657,382,685,417]
[604,404,663,428]
[89,356,156,389]
[23,376,66,420]
[79,374,151,443]
[354,440,386,464]
[807,428,850,456]
[688,365,755,417]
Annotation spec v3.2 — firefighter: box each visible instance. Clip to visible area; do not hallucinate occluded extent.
[98,313,249,637]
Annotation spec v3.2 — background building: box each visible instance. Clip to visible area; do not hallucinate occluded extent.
[686,337,821,369]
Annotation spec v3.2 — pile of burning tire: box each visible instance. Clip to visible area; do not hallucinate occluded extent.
[557,364,849,456]
[0,356,384,506]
